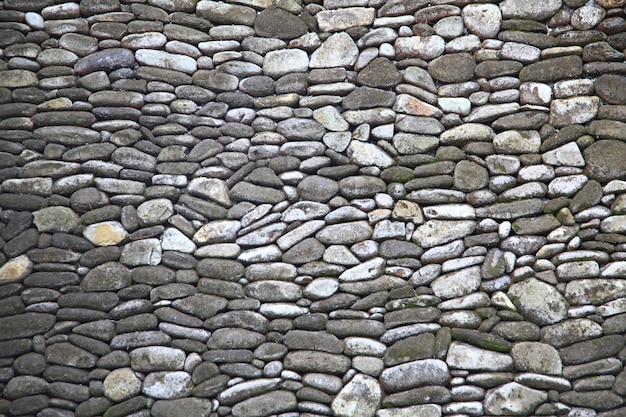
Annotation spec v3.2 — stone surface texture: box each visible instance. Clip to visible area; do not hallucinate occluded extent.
[0,1,625,417]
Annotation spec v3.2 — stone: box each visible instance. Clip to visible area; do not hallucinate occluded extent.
[511,342,562,375]
[500,0,562,20]
[196,1,255,25]
[231,391,297,417]
[380,359,449,393]
[430,266,481,300]
[520,56,583,83]
[484,382,548,416]
[83,221,129,246]
[103,368,141,402]
[413,220,476,249]
[550,96,601,127]
[0,255,33,284]
[332,374,382,417]
[508,278,568,325]
[542,142,585,167]
[428,53,475,83]
[151,398,213,417]
[462,4,501,39]
[142,371,192,399]
[446,342,513,371]
[584,140,626,183]
[453,161,488,192]
[394,36,445,60]
[347,141,394,168]
[595,74,626,104]
[254,7,307,40]
[81,262,131,292]
[357,57,402,88]
[316,7,375,32]
[263,49,309,78]
[46,342,98,368]
[310,32,359,69]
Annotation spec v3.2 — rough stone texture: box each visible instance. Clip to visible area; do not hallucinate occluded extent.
[0,1,624,417]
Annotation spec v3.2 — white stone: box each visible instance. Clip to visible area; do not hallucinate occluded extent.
[344,337,386,357]
[519,82,552,105]
[324,132,352,152]
[548,175,588,197]
[542,142,585,167]
[440,123,493,144]
[431,266,481,300]
[323,245,360,266]
[438,292,490,310]
[263,49,309,78]
[310,33,359,68]
[259,303,309,318]
[550,96,601,127]
[347,141,394,168]
[462,4,501,39]
[434,16,464,39]
[236,223,287,246]
[316,7,375,32]
[553,79,595,99]
[218,378,281,406]
[393,94,442,117]
[120,239,162,266]
[446,34,482,53]
[276,220,326,251]
[137,198,174,226]
[437,97,471,116]
[135,50,197,74]
[571,2,606,30]
[194,220,241,244]
[161,228,196,254]
[484,382,548,416]
[142,371,192,400]
[600,260,626,276]
[83,221,129,246]
[332,374,382,417]
[237,245,282,263]
[493,130,541,154]
[501,42,541,64]
[304,278,340,300]
[518,165,555,182]
[394,36,445,60]
[187,178,231,206]
[446,342,513,371]
[422,204,475,220]
[313,106,349,131]
[508,278,568,325]
[500,0,562,20]
[412,220,476,249]
[338,257,386,282]
[597,297,626,317]
[380,359,449,393]
[122,32,167,49]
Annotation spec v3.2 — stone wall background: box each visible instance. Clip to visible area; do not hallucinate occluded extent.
[1,0,626,416]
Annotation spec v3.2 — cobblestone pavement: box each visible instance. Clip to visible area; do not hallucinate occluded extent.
[1,0,626,416]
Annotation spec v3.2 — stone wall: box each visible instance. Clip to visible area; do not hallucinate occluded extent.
[1,0,626,416]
